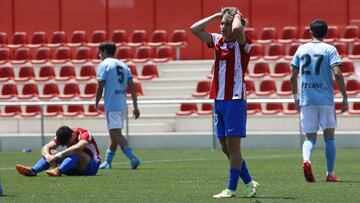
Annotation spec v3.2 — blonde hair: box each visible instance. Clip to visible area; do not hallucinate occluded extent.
[221,7,248,27]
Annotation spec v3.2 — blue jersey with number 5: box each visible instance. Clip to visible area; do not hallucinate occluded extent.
[291,42,342,106]
[97,58,132,112]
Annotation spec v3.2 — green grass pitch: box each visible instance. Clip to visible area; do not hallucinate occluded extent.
[0,149,359,202]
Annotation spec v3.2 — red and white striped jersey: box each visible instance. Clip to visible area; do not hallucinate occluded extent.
[208,33,252,100]
[53,128,101,163]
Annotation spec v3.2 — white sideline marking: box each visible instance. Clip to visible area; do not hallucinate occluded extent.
[0,154,297,171]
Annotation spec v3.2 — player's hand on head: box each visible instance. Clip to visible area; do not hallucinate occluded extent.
[133,108,140,119]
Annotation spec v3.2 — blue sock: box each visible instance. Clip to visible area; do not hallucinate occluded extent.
[302,137,316,161]
[122,147,138,162]
[227,168,241,191]
[58,155,78,174]
[239,161,252,185]
[325,137,336,174]
[105,149,116,163]
[32,156,50,173]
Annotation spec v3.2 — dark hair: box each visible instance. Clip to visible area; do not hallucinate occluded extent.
[310,19,328,39]
[99,40,117,56]
[56,126,73,146]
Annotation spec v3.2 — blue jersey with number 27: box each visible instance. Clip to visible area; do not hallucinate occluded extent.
[97,57,132,112]
[291,41,342,106]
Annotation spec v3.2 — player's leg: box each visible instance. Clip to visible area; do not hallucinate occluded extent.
[319,105,339,182]
[16,155,51,176]
[114,129,141,169]
[300,105,319,182]
[219,137,229,160]
[47,155,80,176]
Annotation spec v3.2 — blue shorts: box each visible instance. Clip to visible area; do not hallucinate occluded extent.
[214,99,247,138]
[63,157,100,176]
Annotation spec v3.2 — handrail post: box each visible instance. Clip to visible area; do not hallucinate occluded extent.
[40,104,45,147]
[211,103,216,151]
[126,104,129,144]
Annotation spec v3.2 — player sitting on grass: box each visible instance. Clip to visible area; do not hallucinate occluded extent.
[16,126,101,177]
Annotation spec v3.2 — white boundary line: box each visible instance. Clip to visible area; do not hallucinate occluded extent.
[0,154,297,171]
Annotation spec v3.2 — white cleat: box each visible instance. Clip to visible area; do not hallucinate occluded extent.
[212,189,236,198]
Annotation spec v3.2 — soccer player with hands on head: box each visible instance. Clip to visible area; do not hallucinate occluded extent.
[16,126,101,177]
[191,7,259,198]
[290,19,348,182]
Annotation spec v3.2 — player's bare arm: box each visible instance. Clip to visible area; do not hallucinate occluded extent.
[95,81,104,112]
[290,68,300,110]
[48,140,89,163]
[190,12,222,44]
[232,13,246,45]
[333,66,348,112]
[41,140,58,160]
[128,78,140,119]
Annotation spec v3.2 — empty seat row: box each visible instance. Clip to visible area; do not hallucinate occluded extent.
[0,45,174,64]
[0,29,187,48]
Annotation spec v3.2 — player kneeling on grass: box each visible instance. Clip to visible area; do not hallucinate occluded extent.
[16,126,101,177]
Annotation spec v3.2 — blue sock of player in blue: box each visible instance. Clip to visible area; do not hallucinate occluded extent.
[32,156,50,173]
[122,146,140,169]
[302,137,317,161]
[239,160,252,185]
[58,155,79,174]
[227,168,241,191]
[325,137,336,175]
[99,149,115,169]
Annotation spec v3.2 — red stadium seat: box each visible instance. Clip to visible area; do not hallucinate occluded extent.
[56,64,76,81]
[80,82,98,99]
[176,103,197,116]
[88,30,106,47]
[38,82,60,99]
[277,80,292,96]
[28,31,47,48]
[278,26,298,43]
[133,45,153,63]
[168,29,187,60]
[247,103,262,115]
[257,27,277,44]
[1,105,22,117]
[52,46,71,63]
[138,62,159,80]
[59,82,80,99]
[197,103,213,115]
[21,105,41,117]
[0,82,18,100]
[111,29,128,45]
[299,27,311,43]
[76,64,96,81]
[0,47,11,63]
[84,104,104,116]
[12,47,30,64]
[18,82,39,99]
[44,104,63,117]
[245,27,257,41]
[333,42,348,57]
[0,32,8,46]
[285,42,301,59]
[15,65,35,82]
[340,25,359,43]
[348,42,360,59]
[271,60,291,78]
[349,102,360,114]
[32,47,51,63]
[246,79,256,96]
[264,43,285,60]
[262,103,283,115]
[335,102,343,114]
[72,46,91,63]
[116,45,133,61]
[153,45,173,62]
[126,62,138,77]
[48,31,66,47]
[63,105,85,117]
[0,65,15,82]
[128,30,147,47]
[256,79,277,96]
[126,81,143,97]
[345,79,359,95]
[249,43,264,60]
[148,30,168,47]
[250,61,270,78]
[191,80,211,98]
[283,103,298,115]
[340,60,355,77]
[8,32,28,48]
[68,30,87,47]
[324,26,340,43]
[35,64,56,81]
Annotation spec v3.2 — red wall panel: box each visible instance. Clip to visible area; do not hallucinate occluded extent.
[61,0,106,41]
[0,0,13,35]
[109,0,154,36]
[14,0,59,38]
[156,0,202,59]
[349,0,360,26]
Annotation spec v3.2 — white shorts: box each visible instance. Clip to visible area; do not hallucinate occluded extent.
[300,105,337,133]
[105,111,125,130]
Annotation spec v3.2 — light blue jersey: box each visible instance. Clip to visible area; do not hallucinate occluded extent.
[97,58,132,112]
[291,41,342,106]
